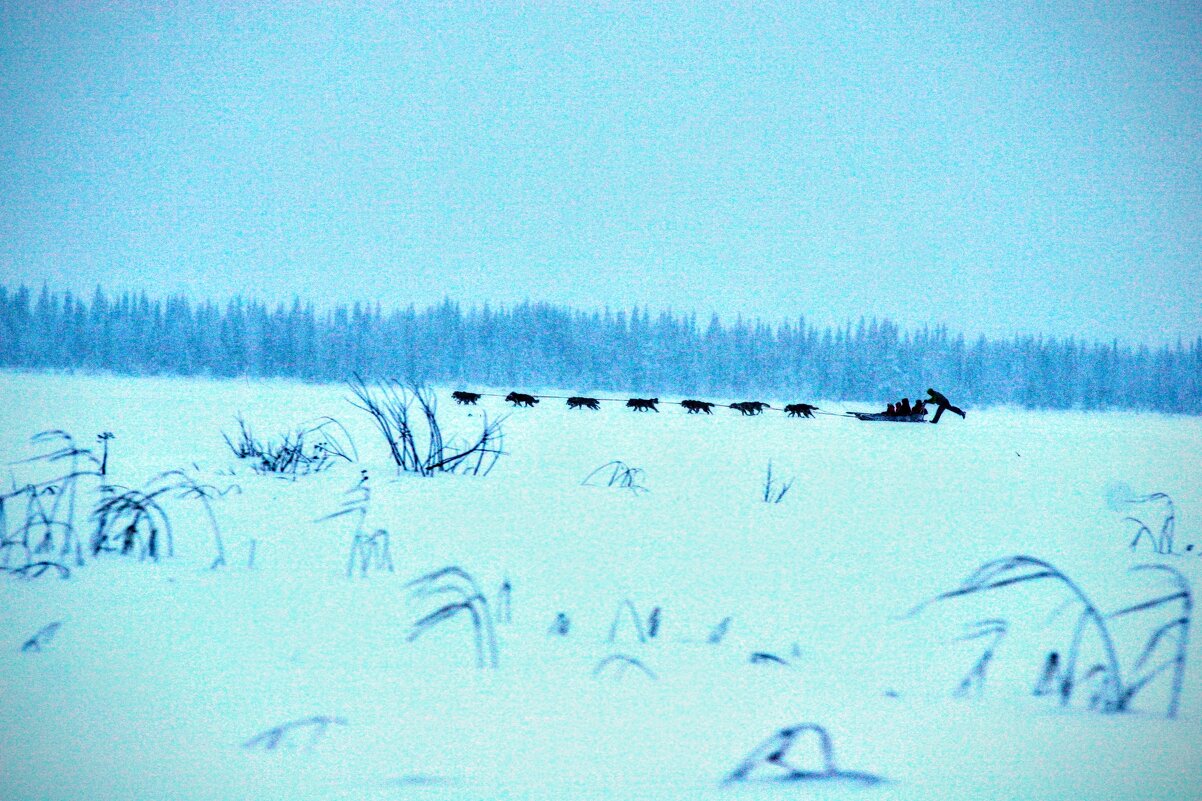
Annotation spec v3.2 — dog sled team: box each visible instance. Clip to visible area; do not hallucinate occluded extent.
[452,387,963,425]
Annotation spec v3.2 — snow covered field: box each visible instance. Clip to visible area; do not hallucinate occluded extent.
[1,370,1200,801]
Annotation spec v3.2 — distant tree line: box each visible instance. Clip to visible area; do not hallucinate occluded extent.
[1,284,1199,414]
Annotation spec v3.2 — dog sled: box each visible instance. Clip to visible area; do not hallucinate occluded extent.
[847,411,928,423]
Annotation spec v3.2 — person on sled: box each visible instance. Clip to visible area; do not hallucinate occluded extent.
[925,388,966,424]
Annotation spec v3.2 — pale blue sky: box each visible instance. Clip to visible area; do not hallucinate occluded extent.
[2,1,1199,343]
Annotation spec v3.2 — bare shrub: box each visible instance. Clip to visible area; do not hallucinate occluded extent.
[346,529,394,578]
[724,723,885,786]
[593,654,657,681]
[21,621,63,653]
[953,619,1008,698]
[224,415,356,477]
[1119,492,1176,555]
[762,461,793,503]
[404,566,499,668]
[495,578,512,624]
[5,430,106,566]
[242,716,348,751]
[707,616,732,645]
[907,555,1191,718]
[348,376,505,477]
[582,461,648,494]
[91,470,229,569]
[606,599,656,644]
[90,486,173,562]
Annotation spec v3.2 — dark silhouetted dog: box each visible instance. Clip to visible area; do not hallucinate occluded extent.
[731,401,770,416]
[452,391,481,405]
[567,396,600,410]
[681,399,715,414]
[626,397,659,412]
[505,392,539,407]
[784,403,818,418]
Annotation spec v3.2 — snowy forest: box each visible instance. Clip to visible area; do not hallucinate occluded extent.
[1,284,1199,414]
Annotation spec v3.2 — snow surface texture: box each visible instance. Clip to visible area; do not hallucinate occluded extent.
[1,370,1199,801]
